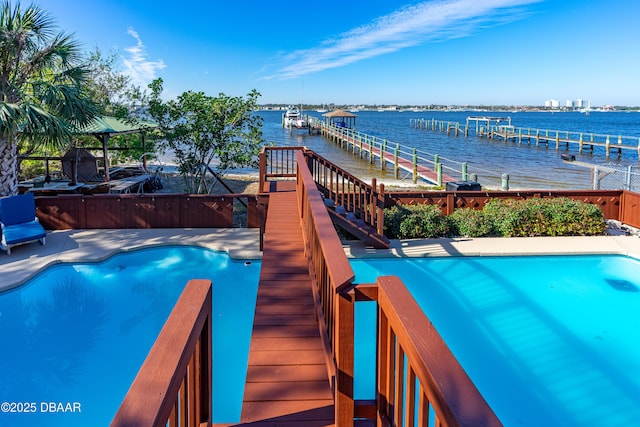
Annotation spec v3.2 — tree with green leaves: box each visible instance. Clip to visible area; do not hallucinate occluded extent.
[0,1,98,196]
[148,78,263,193]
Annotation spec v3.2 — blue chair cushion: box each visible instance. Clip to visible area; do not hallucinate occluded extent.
[0,193,38,226]
[2,220,46,245]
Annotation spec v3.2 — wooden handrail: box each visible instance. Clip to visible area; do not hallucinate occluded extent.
[295,149,356,425]
[376,275,501,426]
[111,279,212,427]
[336,277,501,427]
[258,146,306,188]
[304,150,386,234]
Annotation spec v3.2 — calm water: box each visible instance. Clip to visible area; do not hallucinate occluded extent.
[351,255,640,427]
[0,247,260,426]
[259,110,640,190]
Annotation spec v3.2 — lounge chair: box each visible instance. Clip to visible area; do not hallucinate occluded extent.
[0,193,46,254]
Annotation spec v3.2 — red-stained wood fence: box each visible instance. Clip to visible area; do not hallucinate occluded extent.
[621,190,640,228]
[35,193,262,229]
[385,189,624,221]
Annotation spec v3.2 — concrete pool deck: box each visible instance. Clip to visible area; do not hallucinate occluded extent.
[344,235,640,258]
[0,228,263,291]
[2,229,640,292]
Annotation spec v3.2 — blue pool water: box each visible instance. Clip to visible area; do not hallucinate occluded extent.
[351,255,640,427]
[0,246,260,426]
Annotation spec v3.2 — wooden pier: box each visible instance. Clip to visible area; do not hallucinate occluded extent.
[410,117,640,159]
[312,118,463,186]
[487,127,640,158]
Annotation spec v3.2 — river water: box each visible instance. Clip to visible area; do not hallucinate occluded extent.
[259,110,640,190]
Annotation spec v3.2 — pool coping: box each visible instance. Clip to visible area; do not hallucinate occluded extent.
[343,235,640,259]
[0,228,263,292]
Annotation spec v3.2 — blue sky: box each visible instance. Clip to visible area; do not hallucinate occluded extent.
[41,0,639,106]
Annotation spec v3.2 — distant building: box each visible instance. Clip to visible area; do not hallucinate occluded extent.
[545,99,560,108]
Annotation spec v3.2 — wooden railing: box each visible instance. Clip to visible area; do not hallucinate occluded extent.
[337,277,502,427]
[295,150,357,424]
[258,146,304,191]
[305,150,386,235]
[111,279,212,427]
[35,193,261,229]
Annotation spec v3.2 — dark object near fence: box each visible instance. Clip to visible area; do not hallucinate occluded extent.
[446,181,481,191]
[561,153,576,161]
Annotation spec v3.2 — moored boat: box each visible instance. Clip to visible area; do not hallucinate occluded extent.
[282,105,308,128]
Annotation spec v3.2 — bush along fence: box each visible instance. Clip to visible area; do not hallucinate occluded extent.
[384,197,608,239]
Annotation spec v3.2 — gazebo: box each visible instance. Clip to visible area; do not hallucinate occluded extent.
[322,110,357,129]
[75,116,157,183]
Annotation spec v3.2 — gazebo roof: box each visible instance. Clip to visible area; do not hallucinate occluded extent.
[76,116,157,136]
[322,110,357,118]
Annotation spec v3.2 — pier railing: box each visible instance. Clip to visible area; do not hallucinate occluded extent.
[319,122,488,186]
[411,117,640,159]
[112,279,212,427]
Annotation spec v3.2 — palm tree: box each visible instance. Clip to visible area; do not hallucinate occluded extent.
[0,1,97,196]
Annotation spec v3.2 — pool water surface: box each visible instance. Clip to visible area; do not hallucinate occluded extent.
[351,254,640,427]
[0,246,260,426]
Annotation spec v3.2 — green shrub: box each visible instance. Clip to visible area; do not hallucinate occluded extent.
[384,197,606,239]
[383,205,410,239]
[383,204,450,239]
[449,208,494,237]
[483,197,605,237]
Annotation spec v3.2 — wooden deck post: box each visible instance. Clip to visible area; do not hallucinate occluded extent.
[394,145,400,179]
[412,148,418,184]
[335,290,355,427]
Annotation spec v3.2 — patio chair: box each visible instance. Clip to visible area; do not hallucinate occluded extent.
[0,193,46,255]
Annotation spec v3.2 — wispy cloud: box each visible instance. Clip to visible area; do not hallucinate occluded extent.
[262,0,541,80]
[122,28,166,86]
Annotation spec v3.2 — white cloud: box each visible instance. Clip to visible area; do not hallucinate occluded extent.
[121,27,166,86]
[263,0,541,80]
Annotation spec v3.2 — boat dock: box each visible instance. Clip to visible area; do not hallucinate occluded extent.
[311,116,467,187]
[410,117,640,159]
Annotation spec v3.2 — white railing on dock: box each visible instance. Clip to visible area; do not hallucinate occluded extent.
[410,117,640,159]
[315,119,509,188]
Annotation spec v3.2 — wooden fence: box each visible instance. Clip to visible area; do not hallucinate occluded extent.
[35,193,262,229]
[385,189,624,222]
[621,190,640,228]
[111,279,212,427]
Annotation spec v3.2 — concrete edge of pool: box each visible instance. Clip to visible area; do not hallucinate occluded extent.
[344,235,640,259]
[4,230,640,292]
[0,228,263,291]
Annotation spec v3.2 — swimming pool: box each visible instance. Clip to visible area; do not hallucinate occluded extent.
[351,254,640,427]
[0,246,260,426]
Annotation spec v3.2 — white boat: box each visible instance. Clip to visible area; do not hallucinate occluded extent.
[282,105,308,129]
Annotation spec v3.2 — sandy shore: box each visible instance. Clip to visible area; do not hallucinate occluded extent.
[155,172,261,195]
